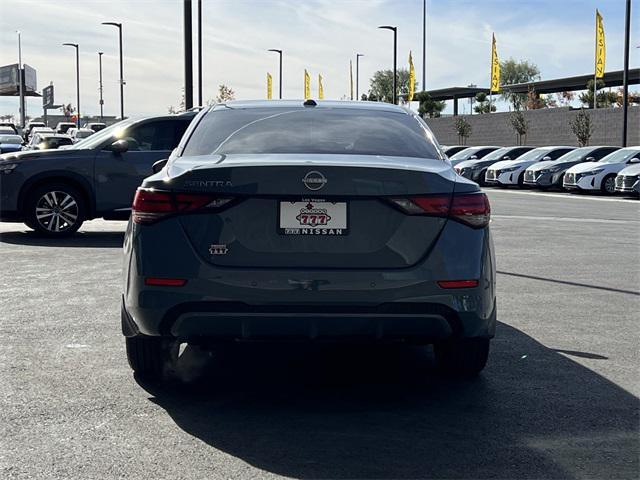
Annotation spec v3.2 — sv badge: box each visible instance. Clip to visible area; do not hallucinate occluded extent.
[209,244,229,255]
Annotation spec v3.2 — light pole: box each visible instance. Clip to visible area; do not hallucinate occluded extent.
[182,0,193,110]
[102,22,124,119]
[268,49,283,99]
[197,0,203,106]
[356,53,364,100]
[378,25,397,104]
[422,0,426,91]
[62,43,80,127]
[17,31,25,128]
[621,0,631,146]
[98,52,104,121]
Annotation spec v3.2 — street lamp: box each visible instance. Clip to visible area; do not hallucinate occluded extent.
[16,31,25,128]
[102,21,124,119]
[378,25,397,104]
[268,49,283,99]
[98,52,104,121]
[62,43,80,127]
[356,53,364,100]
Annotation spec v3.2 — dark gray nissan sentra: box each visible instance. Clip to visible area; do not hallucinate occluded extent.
[122,100,496,380]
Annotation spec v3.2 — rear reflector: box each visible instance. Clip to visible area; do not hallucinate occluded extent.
[132,188,234,224]
[437,280,479,289]
[144,277,187,287]
[389,192,490,228]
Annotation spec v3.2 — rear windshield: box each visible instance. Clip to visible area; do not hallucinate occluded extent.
[182,107,442,159]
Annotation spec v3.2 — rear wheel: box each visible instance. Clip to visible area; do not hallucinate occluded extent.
[434,337,490,376]
[25,183,85,236]
[126,336,176,380]
[601,174,616,195]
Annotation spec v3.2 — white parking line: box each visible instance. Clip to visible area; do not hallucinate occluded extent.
[492,215,636,224]
[484,188,638,203]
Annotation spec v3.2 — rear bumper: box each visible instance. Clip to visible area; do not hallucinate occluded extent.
[122,298,496,342]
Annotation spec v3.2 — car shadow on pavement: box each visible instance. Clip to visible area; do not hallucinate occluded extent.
[0,231,125,248]
[138,322,638,479]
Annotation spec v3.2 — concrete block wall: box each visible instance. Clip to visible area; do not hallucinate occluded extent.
[424,106,639,147]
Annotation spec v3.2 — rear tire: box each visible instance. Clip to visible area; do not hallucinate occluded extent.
[24,183,85,237]
[434,337,490,376]
[126,336,175,380]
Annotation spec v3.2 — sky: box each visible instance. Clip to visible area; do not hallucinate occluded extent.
[0,0,637,119]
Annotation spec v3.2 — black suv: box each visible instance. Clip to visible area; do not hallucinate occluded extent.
[0,112,197,236]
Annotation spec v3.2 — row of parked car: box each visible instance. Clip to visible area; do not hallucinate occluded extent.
[443,144,640,196]
[0,121,106,154]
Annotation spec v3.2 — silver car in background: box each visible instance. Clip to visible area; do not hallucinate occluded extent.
[455,146,535,186]
[448,146,502,167]
[523,146,619,189]
[615,163,640,195]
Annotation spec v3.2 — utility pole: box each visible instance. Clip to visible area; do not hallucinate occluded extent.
[98,52,104,121]
[184,0,193,109]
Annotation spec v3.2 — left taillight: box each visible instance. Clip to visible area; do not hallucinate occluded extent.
[132,188,234,225]
[388,192,490,229]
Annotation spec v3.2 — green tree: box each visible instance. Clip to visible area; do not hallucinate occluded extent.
[368,68,410,103]
[509,110,529,145]
[414,91,446,118]
[454,117,472,145]
[570,109,592,146]
[499,58,541,110]
[579,80,618,108]
[473,92,496,114]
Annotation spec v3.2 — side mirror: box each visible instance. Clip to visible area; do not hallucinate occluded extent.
[109,139,129,153]
[469,155,478,160]
[152,158,168,173]
[502,156,511,160]
[585,156,596,162]
[542,156,552,161]
[629,157,640,164]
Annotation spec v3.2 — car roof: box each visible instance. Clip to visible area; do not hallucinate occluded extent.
[38,133,71,139]
[213,99,411,114]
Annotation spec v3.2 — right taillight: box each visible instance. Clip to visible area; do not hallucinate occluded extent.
[389,192,490,229]
[132,188,234,225]
[449,192,491,228]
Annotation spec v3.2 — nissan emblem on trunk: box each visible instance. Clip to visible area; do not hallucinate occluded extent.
[302,171,327,191]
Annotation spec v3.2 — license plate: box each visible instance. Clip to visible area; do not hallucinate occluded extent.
[279,200,348,236]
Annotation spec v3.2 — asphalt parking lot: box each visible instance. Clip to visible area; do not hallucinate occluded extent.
[1,189,638,480]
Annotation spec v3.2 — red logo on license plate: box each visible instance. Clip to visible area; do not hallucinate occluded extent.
[296,203,331,227]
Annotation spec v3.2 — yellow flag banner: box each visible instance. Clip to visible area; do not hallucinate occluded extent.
[267,73,273,100]
[349,61,354,100]
[595,9,606,78]
[318,74,324,100]
[408,51,415,102]
[490,33,500,93]
[304,69,311,100]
